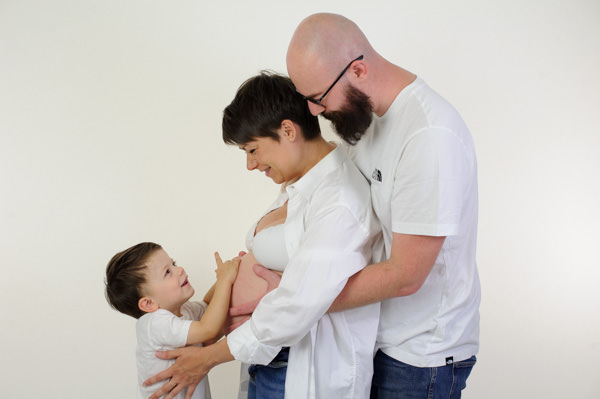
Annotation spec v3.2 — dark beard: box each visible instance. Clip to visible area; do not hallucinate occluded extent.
[322,85,374,145]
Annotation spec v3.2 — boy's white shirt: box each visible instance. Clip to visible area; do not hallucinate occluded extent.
[136,301,211,399]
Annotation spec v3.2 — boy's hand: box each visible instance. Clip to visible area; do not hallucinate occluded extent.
[214,252,240,285]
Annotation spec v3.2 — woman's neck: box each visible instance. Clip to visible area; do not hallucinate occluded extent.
[294,137,336,181]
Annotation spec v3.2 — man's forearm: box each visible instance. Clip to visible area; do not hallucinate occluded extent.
[329,261,398,312]
[330,234,445,313]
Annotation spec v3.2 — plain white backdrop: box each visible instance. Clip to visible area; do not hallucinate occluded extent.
[1,0,599,397]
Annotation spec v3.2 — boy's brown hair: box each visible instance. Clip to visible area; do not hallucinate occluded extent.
[104,242,161,319]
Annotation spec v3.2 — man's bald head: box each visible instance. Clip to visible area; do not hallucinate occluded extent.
[287,13,374,90]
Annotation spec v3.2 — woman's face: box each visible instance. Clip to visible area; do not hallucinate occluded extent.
[240,126,301,185]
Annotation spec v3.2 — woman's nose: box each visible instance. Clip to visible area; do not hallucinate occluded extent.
[246,154,258,170]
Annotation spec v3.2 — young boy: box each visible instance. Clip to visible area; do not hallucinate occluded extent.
[105,242,240,399]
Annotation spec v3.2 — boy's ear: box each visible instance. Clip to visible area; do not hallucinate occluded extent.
[138,296,159,313]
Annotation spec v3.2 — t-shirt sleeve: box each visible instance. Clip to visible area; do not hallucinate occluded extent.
[148,309,192,348]
[181,300,209,321]
[391,128,470,236]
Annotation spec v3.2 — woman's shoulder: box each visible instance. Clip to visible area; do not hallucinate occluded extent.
[321,156,371,200]
[309,162,373,221]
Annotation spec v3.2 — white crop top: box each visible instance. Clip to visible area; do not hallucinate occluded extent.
[245,223,288,272]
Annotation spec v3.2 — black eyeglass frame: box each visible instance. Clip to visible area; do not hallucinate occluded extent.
[299,55,364,106]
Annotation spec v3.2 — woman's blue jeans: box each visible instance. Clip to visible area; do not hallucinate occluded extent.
[247,347,289,399]
[370,349,476,399]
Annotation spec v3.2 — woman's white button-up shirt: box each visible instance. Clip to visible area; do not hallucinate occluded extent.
[227,145,382,399]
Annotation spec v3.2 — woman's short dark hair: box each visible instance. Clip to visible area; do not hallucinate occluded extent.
[104,242,162,319]
[222,71,321,145]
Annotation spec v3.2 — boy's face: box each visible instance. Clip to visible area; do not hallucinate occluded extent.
[140,249,195,316]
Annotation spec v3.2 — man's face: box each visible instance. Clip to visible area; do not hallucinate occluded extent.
[321,84,374,145]
[287,52,374,144]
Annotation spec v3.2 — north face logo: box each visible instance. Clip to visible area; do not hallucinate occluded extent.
[372,168,382,182]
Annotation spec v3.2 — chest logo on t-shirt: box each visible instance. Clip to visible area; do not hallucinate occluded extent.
[371,168,382,182]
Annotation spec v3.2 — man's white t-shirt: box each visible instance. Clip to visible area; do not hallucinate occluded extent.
[346,77,481,368]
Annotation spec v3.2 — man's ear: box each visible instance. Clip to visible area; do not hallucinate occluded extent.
[349,59,367,82]
[138,296,159,313]
[280,119,297,142]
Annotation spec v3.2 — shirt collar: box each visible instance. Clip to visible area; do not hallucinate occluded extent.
[285,143,345,200]
[380,76,423,121]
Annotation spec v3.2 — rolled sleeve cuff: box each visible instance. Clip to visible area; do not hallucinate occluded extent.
[227,321,282,365]
[392,222,458,237]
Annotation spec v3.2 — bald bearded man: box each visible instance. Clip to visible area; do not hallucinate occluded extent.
[287,13,480,399]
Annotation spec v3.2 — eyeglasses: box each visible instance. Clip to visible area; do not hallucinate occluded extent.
[299,55,364,107]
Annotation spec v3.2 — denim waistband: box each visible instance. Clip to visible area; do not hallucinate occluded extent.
[269,347,289,366]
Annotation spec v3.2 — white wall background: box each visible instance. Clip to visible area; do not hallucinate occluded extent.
[1,0,598,397]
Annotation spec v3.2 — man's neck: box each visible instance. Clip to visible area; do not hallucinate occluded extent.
[372,63,416,117]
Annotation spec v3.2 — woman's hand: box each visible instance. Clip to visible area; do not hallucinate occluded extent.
[144,339,234,399]
[144,346,210,399]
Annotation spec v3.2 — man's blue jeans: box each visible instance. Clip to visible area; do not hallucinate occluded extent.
[247,348,289,399]
[370,350,476,399]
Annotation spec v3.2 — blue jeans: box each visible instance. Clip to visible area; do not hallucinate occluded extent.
[370,350,476,399]
[247,348,289,399]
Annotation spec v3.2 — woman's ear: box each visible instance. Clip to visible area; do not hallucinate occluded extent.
[280,119,297,142]
[138,296,159,313]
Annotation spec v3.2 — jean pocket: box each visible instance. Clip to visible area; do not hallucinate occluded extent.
[454,355,477,368]
[268,360,288,369]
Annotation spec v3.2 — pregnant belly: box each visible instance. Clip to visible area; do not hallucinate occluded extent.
[231,251,269,308]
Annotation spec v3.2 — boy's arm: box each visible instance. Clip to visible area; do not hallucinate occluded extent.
[202,283,216,304]
[186,253,239,345]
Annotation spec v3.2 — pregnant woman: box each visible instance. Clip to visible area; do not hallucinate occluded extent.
[145,71,382,399]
